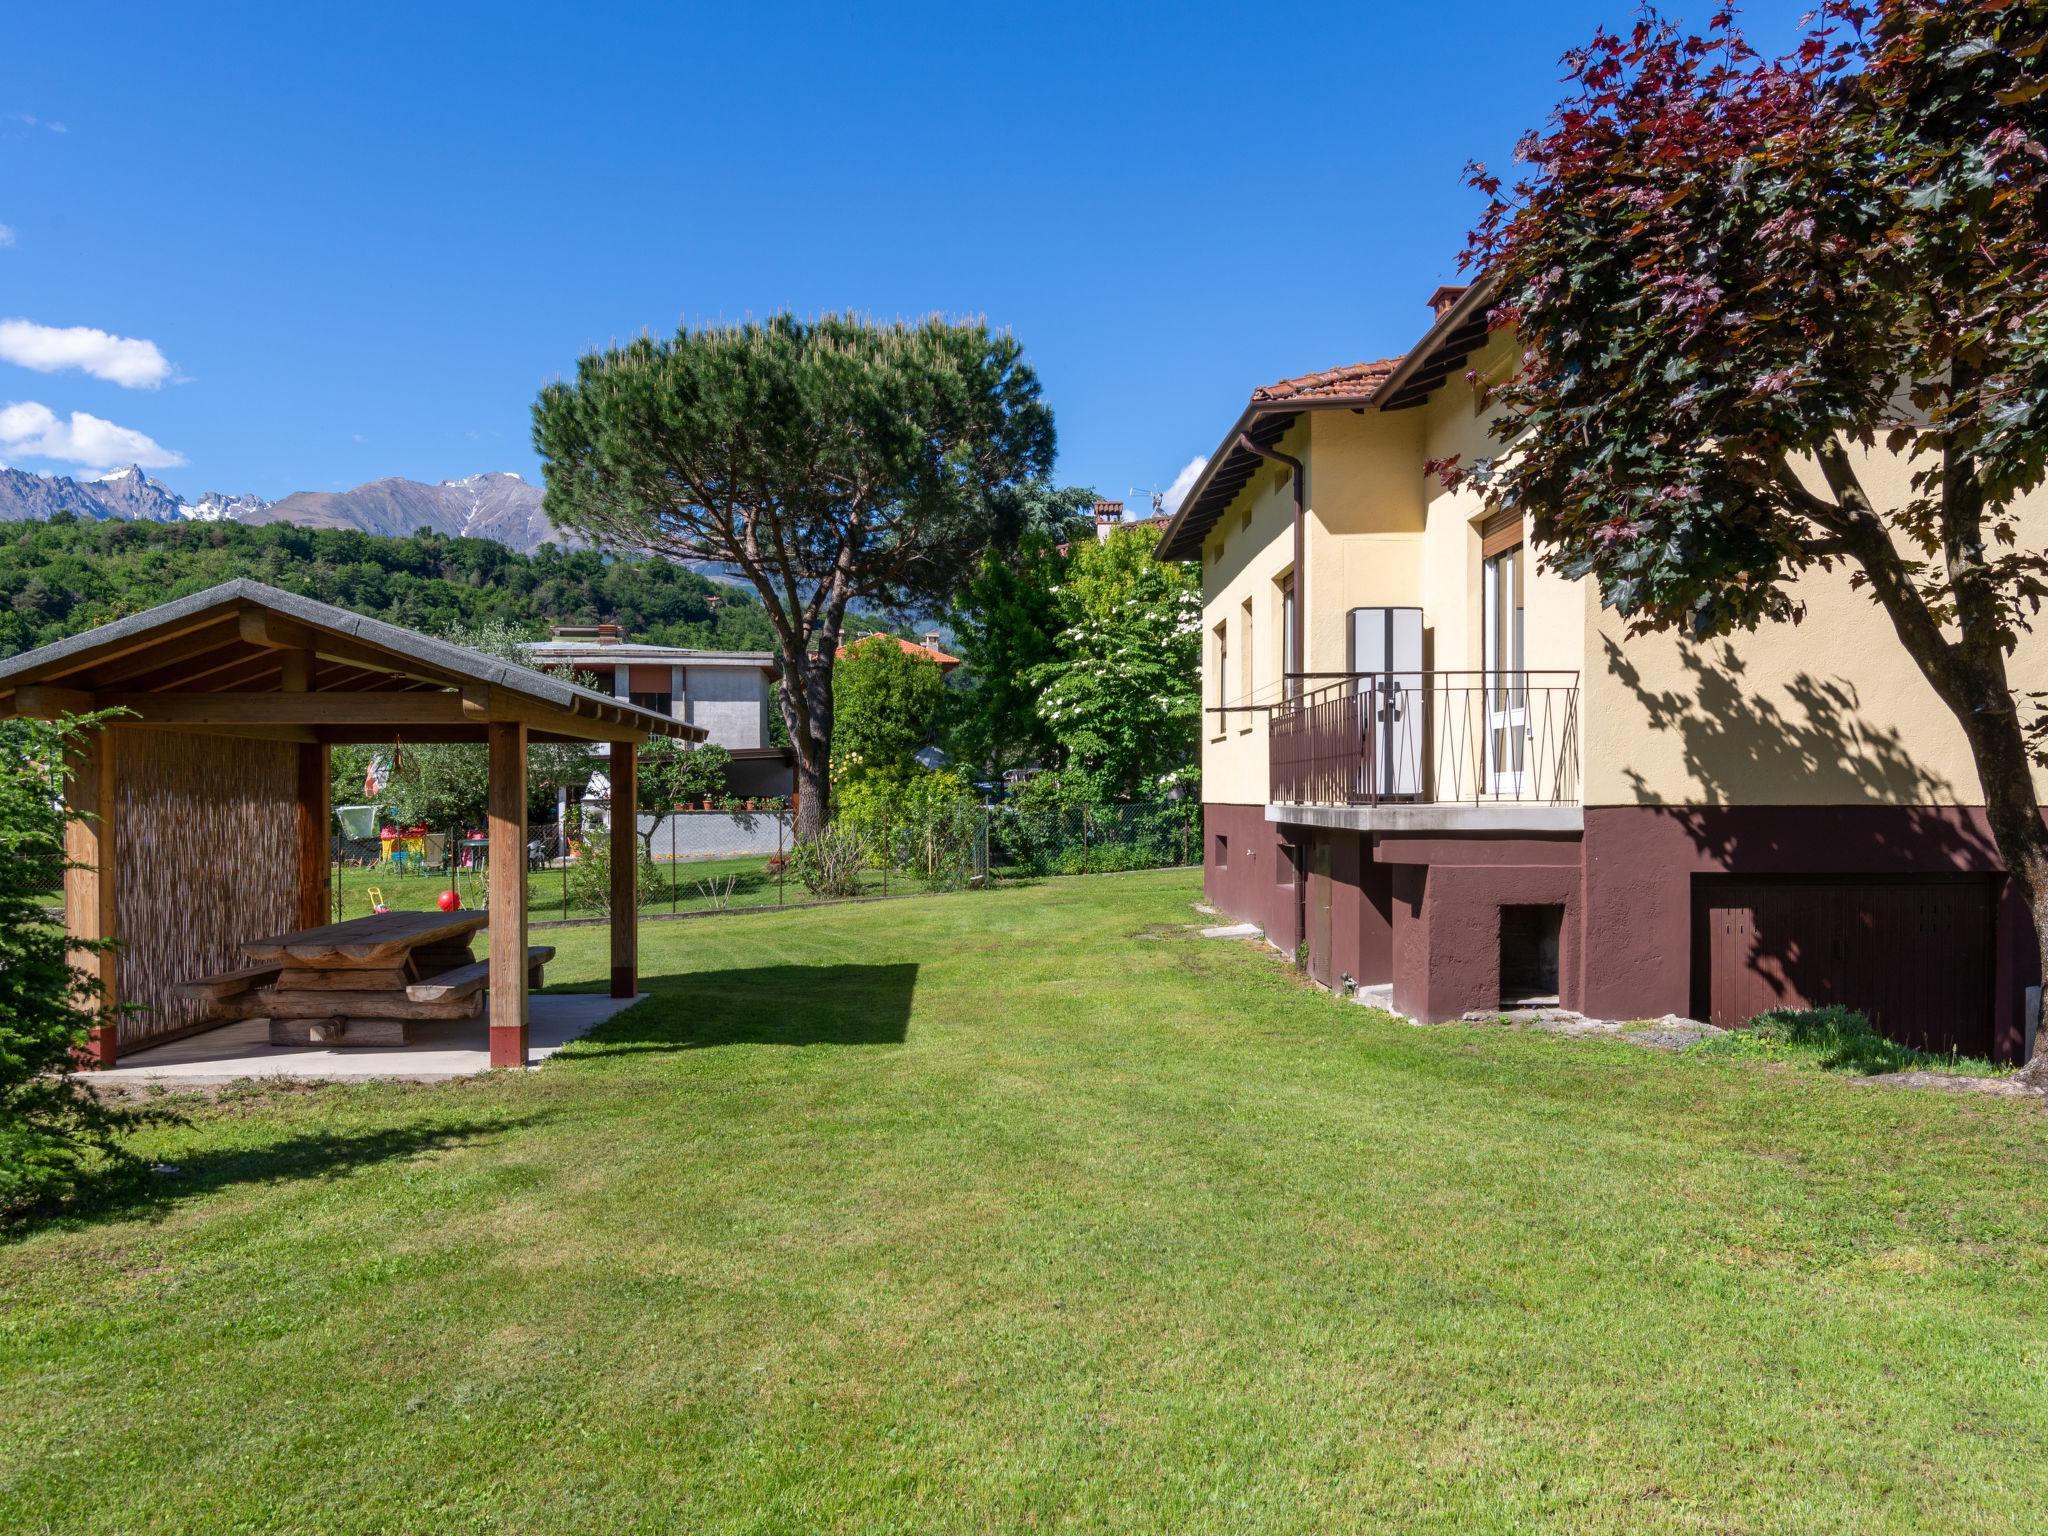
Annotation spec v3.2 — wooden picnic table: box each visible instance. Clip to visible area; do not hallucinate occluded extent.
[174,910,552,1048]
[243,908,487,968]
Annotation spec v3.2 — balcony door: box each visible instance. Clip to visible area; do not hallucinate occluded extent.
[1348,606,1423,800]
[1483,541,1526,795]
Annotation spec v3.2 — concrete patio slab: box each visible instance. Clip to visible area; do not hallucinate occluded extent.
[1200,922,1263,940]
[90,992,648,1086]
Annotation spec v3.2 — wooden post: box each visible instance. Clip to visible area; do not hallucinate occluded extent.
[610,740,638,998]
[487,721,528,1068]
[63,725,119,1067]
[296,743,332,929]
[281,645,330,929]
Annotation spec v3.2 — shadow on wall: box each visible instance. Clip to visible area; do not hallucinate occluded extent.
[1603,632,1964,812]
[566,963,918,1056]
[1601,634,2012,1053]
[1602,633,1997,863]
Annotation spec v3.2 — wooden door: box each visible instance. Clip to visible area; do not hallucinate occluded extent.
[1309,839,1335,990]
[1696,877,1993,1056]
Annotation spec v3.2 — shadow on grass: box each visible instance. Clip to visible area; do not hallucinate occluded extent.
[7,1115,540,1241]
[1696,1005,2005,1078]
[567,963,917,1056]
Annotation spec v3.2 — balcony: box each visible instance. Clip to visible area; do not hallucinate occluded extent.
[1268,671,1581,830]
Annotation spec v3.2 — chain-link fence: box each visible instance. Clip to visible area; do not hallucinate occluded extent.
[987,801,1200,878]
[324,801,1199,927]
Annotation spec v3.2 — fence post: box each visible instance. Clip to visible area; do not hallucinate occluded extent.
[777,811,786,907]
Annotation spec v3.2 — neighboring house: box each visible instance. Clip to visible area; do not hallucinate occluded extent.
[1155,278,2048,1061]
[835,632,962,671]
[1091,498,1172,544]
[526,624,793,798]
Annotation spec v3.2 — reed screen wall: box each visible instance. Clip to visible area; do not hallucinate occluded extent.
[113,729,299,1049]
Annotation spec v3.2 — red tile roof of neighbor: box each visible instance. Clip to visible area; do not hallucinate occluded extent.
[1249,357,1404,404]
[836,634,961,669]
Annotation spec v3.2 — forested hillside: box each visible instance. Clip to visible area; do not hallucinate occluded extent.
[0,514,868,656]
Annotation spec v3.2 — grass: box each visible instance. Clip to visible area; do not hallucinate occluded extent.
[4,869,2048,1532]
[1695,1003,2011,1078]
[331,853,811,922]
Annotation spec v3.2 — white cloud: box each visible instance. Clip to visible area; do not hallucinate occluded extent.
[0,225,14,250]
[1162,454,1207,515]
[0,400,185,469]
[0,318,175,388]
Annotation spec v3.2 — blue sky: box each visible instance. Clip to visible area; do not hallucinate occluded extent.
[0,1,1811,509]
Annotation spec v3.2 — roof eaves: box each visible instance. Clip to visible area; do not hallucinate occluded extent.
[1371,271,1501,413]
[0,578,705,741]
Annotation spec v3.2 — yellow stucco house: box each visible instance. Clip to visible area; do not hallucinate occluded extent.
[1155,278,2048,1060]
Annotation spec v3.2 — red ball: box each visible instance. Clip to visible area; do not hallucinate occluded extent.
[437,889,461,913]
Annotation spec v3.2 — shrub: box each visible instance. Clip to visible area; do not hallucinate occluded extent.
[0,715,151,1219]
[890,772,981,890]
[835,769,981,889]
[642,739,735,812]
[790,827,872,898]
[1697,1004,2004,1078]
[566,833,664,914]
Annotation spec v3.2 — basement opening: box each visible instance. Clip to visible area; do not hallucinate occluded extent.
[1500,904,1562,1006]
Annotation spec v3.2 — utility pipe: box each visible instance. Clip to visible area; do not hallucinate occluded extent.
[1237,431,1307,687]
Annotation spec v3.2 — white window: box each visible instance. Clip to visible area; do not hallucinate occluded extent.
[1483,542,1527,794]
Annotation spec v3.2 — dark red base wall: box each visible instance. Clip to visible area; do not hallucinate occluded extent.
[1201,801,2038,1061]
[1384,837,1583,1024]
[1579,805,2036,1061]
[1202,803,1300,953]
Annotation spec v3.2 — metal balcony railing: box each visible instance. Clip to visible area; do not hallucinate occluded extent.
[1269,671,1580,808]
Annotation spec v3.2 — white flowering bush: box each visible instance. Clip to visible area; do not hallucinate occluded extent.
[1027,528,1201,800]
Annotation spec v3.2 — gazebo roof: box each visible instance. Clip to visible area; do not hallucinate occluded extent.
[0,579,706,745]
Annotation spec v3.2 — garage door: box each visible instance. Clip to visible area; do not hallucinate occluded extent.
[1696,878,1993,1056]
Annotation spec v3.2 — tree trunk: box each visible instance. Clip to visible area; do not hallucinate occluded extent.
[1961,704,2048,1079]
[792,737,830,842]
[1808,439,2048,1073]
[1861,616,2048,1075]
[778,645,836,843]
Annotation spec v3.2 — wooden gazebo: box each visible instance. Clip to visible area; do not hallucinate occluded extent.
[0,580,702,1068]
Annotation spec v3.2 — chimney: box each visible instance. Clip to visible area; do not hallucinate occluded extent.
[596,622,624,645]
[923,631,944,650]
[1426,284,1469,319]
[1093,499,1125,542]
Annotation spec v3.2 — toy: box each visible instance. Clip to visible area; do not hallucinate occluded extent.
[365,886,390,914]
[437,889,462,913]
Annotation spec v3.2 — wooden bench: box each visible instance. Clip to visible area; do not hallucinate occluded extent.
[406,946,557,1004]
[171,964,282,1005]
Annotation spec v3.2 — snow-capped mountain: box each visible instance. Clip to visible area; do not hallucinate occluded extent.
[247,471,559,549]
[0,465,569,552]
[0,464,237,525]
[185,488,270,523]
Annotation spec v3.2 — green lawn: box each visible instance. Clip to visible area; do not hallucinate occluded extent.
[5,870,2048,1532]
[331,853,815,923]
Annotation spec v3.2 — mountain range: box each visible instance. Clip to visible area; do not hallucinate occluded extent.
[0,464,567,553]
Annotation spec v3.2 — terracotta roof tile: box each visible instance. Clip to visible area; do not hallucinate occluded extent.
[1249,356,1403,404]
[836,634,961,669]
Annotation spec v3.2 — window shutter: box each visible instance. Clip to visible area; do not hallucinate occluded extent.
[1479,510,1524,560]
